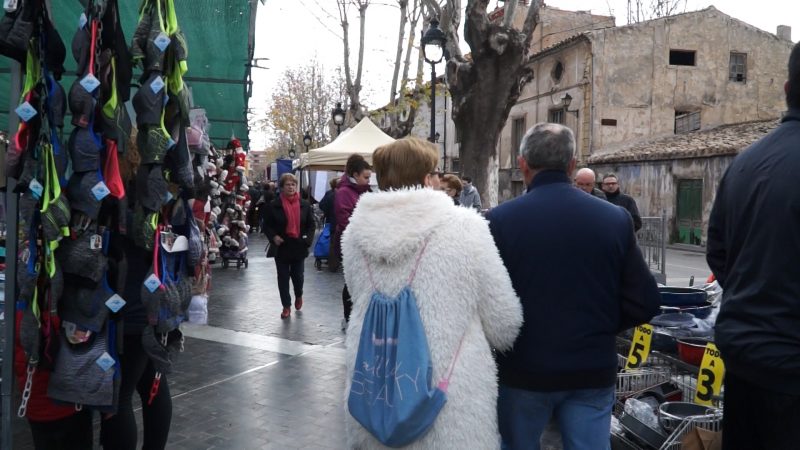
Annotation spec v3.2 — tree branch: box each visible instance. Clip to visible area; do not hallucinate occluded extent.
[502,0,517,28]
[521,0,541,48]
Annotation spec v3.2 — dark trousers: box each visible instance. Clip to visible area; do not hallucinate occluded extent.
[276,259,304,308]
[29,410,93,450]
[342,284,352,321]
[101,334,172,450]
[722,371,800,450]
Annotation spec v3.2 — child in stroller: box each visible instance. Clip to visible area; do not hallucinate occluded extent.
[219,222,249,269]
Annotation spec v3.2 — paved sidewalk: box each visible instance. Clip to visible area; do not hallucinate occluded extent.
[10,234,351,449]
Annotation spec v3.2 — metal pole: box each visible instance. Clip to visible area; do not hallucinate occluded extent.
[2,59,22,450]
[661,208,667,280]
[429,63,436,145]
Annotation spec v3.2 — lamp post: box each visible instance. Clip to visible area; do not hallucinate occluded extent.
[303,131,312,152]
[422,18,446,167]
[332,102,345,136]
[562,93,579,117]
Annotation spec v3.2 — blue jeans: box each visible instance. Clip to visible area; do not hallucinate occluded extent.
[498,384,614,450]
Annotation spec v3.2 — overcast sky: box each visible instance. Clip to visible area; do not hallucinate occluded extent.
[249,0,800,149]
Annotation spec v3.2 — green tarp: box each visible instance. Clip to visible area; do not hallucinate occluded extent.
[0,0,256,148]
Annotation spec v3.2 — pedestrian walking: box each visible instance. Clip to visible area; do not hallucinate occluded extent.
[601,173,642,231]
[342,137,522,449]
[706,42,800,450]
[574,167,607,200]
[487,123,660,449]
[334,154,372,329]
[319,178,339,271]
[442,174,463,206]
[459,176,483,209]
[263,173,315,319]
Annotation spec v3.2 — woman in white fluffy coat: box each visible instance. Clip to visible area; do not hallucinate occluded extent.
[341,138,523,450]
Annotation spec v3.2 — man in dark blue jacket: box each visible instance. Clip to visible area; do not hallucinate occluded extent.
[707,43,800,449]
[487,123,660,449]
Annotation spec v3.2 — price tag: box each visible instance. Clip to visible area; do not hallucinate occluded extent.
[95,352,115,372]
[144,273,161,293]
[91,181,110,201]
[154,32,171,52]
[150,76,164,94]
[167,137,176,149]
[89,234,103,250]
[15,101,37,122]
[625,324,653,370]
[29,179,44,199]
[80,74,101,93]
[694,343,725,406]
[105,294,126,313]
[4,0,18,12]
[78,12,87,28]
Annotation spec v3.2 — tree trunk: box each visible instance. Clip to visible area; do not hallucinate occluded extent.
[423,0,539,206]
[389,0,408,105]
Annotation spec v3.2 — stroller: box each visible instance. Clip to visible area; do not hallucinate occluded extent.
[220,229,249,269]
[313,222,332,270]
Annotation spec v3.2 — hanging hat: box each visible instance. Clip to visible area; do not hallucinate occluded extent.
[66,171,102,220]
[136,164,169,212]
[68,127,102,173]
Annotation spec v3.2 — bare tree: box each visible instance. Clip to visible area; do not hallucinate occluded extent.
[337,0,370,125]
[422,0,541,206]
[261,60,343,152]
[627,0,687,24]
[389,0,409,106]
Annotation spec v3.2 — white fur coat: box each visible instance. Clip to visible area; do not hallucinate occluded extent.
[342,188,523,450]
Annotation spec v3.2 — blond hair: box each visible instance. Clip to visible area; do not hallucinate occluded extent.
[442,174,463,194]
[279,173,297,188]
[372,137,438,190]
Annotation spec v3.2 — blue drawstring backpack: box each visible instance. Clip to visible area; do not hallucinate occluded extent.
[314,222,331,259]
[348,239,465,447]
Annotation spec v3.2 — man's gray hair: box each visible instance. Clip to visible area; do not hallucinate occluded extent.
[519,123,576,172]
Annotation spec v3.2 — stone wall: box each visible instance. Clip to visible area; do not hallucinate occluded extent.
[590,7,792,153]
[590,155,735,246]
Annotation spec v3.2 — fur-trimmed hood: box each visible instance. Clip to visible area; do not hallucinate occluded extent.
[344,188,455,264]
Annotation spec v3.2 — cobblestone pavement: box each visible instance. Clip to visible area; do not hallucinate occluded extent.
[10,234,351,449]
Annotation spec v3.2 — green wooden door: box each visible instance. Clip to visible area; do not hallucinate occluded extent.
[677,179,703,245]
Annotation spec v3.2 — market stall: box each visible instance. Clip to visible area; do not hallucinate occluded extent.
[300,117,394,171]
[612,282,724,449]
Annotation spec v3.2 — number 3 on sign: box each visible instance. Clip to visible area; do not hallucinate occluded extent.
[694,343,725,406]
[625,324,653,370]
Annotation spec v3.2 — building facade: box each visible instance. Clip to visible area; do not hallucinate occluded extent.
[495,5,793,246]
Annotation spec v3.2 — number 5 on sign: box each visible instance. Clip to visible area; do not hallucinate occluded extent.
[625,324,653,370]
[694,343,725,406]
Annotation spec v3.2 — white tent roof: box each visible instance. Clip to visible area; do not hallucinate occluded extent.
[301,118,395,170]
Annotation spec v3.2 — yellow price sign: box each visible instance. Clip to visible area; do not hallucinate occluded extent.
[625,324,653,370]
[694,343,725,406]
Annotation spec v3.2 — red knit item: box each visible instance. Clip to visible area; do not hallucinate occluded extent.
[281,193,301,238]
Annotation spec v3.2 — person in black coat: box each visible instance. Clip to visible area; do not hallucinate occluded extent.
[600,174,642,231]
[263,174,315,319]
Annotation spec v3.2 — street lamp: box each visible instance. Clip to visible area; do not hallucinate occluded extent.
[303,131,312,151]
[562,93,579,117]
[422,17,447,168]
[332,102,345,136]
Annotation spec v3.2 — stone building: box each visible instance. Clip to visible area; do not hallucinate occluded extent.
[495,5,793,247]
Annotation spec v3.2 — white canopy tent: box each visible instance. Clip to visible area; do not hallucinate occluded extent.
[300,118,395,170]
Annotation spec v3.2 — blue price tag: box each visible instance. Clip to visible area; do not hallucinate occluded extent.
[105,294,126,313]
[79,12,87,28]
[144,274,161,293]
[167,137,176,149]
[164,191,173,203]
[29,179,43,199]
[95,352,115,372]
[80,74,101,93]
[91,181,110,201]
[154,32,171,52]
[15,102,37,122]
[150,76,165,94]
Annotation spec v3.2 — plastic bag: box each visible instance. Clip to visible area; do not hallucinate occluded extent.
[624,397,660,430]
[187,294,208,325]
